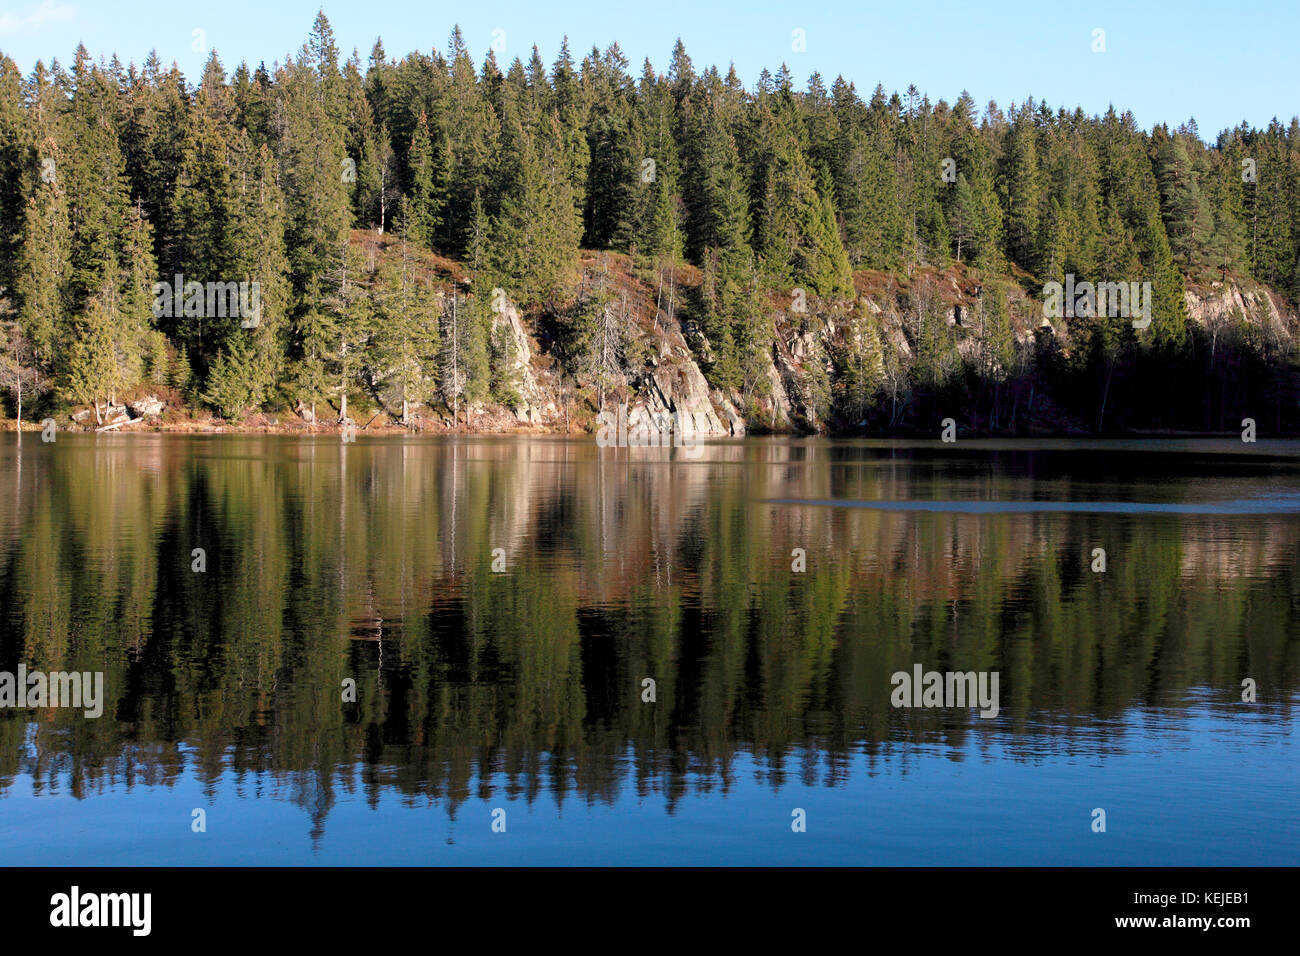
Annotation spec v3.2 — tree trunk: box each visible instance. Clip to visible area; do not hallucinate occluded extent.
[654,267,663,334]
[1098,359,1115,433]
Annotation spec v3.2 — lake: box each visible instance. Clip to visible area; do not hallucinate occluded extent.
[0,434,1296,865]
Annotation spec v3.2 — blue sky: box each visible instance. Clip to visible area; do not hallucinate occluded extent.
[0,0,1295,136]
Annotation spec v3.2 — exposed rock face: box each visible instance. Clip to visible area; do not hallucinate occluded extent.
[360,266,1300,438]
[770,343,807,429]
[1184,282,1295,346]
[494,302,555,425]
[732,272,1300,434]
[493,291,741,436]
[626,359,739,438]
[130,395,165,417]
[362,266,1291,439]
[711,389,745,436]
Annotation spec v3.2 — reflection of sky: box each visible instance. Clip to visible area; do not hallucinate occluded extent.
[1,698,1294,866]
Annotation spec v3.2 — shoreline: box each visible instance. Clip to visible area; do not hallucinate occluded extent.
[0,419,1285,441]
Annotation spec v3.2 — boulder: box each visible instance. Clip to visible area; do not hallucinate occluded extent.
[130,395,165,417]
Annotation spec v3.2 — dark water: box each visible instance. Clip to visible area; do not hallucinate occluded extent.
[0,434,1296,865]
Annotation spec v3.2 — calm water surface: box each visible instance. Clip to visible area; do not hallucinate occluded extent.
[0,435,1296,865]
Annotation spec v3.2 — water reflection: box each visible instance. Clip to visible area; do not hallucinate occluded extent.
[0,435,1295,863]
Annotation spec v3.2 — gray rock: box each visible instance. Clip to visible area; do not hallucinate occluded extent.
[130,395,165,417]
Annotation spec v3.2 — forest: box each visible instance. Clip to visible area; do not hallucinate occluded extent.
[1,12,1298,434]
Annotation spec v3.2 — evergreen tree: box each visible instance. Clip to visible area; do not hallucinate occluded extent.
[0,54,28,294]
[840,303,885,424]
[1000,103,1042,273]
[1154,129,1214,267]
[15,136,71,369]
[373,200,439,423]
[406,111,442,247]
[62,292,122,421]
[64,46,131,307]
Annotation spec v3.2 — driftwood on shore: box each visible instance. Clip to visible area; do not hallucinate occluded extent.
[96,416,143,432]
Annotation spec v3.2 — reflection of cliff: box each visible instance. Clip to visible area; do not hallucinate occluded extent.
[0,437,1296,831]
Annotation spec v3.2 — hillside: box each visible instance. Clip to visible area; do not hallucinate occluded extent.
[1,13,1299,436]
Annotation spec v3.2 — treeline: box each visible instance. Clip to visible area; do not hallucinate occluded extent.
[0,13,1299,429]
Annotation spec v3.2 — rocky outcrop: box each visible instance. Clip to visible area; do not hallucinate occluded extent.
[502,287,741,437]
[494,301,558,425]
[379,265,1298,439]
[1184,281,1295,346]
[130,395,165,418]
[627,358,740,438]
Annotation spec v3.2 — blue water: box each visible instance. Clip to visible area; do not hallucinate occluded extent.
[2,697,1292,866]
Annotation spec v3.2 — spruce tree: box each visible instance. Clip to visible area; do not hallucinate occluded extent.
[406,111,442,247]
[15,136,71,369]
[1000,103,1042,273]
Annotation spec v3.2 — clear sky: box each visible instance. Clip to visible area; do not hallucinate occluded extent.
[0,0,1295,136]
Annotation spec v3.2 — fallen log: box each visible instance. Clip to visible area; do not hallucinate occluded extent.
[96,416,143,432]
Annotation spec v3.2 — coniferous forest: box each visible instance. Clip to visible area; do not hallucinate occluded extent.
[2,11,1299,435]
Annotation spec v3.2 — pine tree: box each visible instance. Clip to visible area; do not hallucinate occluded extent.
[440,284,489,426]
[1143,212,1189,348]
[203,333,265,418]
[62,284,139,420]
[123,53,187,270]
[0,54,27,295]
[948,173,979,263]
[168,52,236,362]
[840,304,885,425]
[121,204,164,384]
[276,42,351,306]
[321,239,373,422]
[1154,130,1214,268]
[641,163,685,265]
[373,200,439,424]
[682,95,750,260]
[406,111,442,247]
[15,136,71,369]
[488,110,580,304]
[64,46,131,308]
[203,134,289,409]
[1000,103,1042,273]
